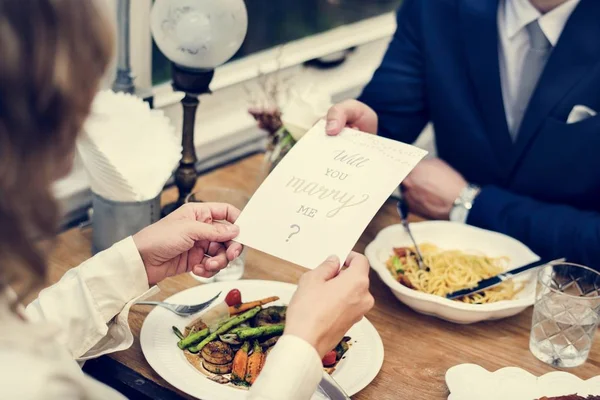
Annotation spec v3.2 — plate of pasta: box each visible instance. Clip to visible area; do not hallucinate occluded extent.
[365,221,540,324]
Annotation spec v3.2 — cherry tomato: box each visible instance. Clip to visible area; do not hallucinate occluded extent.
[225,289,242,306]
[321,350,337,367]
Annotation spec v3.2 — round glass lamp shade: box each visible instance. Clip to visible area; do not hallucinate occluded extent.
[150,0,248,70]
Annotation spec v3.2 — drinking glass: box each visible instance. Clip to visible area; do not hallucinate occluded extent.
[186,187,250,282]
[529,262,600,367]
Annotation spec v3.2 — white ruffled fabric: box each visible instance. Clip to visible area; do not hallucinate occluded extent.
[77,90,181,202]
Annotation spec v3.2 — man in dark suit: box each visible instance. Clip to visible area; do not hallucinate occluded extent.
[326,0,600,268]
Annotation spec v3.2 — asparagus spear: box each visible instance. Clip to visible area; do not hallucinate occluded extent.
[178,308,250,349]
[179,310,242,350]
[189,306,262,353]
[177,327,210,350]
[235,324,284,340]
[172,326,185,340]
[227,324,281,338]
[227,326,250,336]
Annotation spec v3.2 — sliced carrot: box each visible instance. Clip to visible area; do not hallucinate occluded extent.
[231,341,250,381]
[228,296,279,315]
[245,340,264,385]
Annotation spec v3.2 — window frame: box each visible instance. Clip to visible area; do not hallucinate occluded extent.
[126,1,396,108]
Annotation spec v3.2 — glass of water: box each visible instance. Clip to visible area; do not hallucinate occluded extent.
[530,262,600,368]
[186,187,250,282]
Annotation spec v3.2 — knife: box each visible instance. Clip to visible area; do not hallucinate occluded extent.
[315,372,351,400]
[445,257,566,300]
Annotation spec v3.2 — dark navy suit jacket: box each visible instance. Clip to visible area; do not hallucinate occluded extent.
[359,0,600,268]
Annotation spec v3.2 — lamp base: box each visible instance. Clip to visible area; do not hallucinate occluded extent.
[161,64,215,217]
[171,64,214,95]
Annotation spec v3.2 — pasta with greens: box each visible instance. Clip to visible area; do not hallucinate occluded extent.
[386,243,522,304]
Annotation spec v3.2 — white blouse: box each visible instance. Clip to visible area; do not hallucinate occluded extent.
[0,237,322,399]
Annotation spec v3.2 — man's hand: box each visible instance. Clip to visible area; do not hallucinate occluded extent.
[325,100,378,135]
[402,158,467,220]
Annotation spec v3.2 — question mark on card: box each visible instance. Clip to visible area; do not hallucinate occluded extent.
[286,224,301,242]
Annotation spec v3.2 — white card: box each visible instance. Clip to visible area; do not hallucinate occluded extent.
[235,120,427,269]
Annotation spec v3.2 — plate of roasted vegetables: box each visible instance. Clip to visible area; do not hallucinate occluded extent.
[140,280,384,400]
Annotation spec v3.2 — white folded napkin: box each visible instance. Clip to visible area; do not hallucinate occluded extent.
[77,90,181,202]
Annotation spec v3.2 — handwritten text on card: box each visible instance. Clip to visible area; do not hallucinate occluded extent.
[234,120,427,269]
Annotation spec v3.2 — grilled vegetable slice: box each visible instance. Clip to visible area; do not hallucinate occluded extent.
[260,335,281,349]
[203,359,233,374]
[245,340,264,384]
[254,306,287,327]
[231,341,250,381]
[201,341,234,365]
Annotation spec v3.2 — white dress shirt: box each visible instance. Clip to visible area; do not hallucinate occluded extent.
[0,237,323,399]
[452,0,581,224]
[498,0,581,133]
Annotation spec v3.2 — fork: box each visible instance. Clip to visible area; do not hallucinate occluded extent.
[396,199,429,271]
[134,291,222,317]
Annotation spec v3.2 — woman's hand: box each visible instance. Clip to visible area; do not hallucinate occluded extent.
[133,203,243,285]
[325,99,378,136]
[284,252,375,358]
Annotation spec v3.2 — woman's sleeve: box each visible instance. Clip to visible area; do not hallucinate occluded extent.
[25,236,158,360]
[0,348,128,399]
[248,335,324,400]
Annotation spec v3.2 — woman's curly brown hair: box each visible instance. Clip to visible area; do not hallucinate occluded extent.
[0,0,114,303]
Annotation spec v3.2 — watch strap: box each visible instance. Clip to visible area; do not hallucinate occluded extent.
[450,184,480,223]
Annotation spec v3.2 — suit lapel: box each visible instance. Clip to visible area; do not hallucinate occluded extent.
[508,0,600,174]
[460,0,513,175]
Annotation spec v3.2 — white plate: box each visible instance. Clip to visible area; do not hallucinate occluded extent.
[446,364,600,400]
[140,280,384,400]
[365,221,540,324]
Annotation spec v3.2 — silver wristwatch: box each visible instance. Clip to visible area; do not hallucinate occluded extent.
[449,184,481,223]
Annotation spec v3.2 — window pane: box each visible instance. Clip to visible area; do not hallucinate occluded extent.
[151,0,402,85]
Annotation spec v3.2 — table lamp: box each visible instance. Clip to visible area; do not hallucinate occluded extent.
[113,0,154,106]
[150,0,248,215]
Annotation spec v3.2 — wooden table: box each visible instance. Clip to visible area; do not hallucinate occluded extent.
[47,154,600,399]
